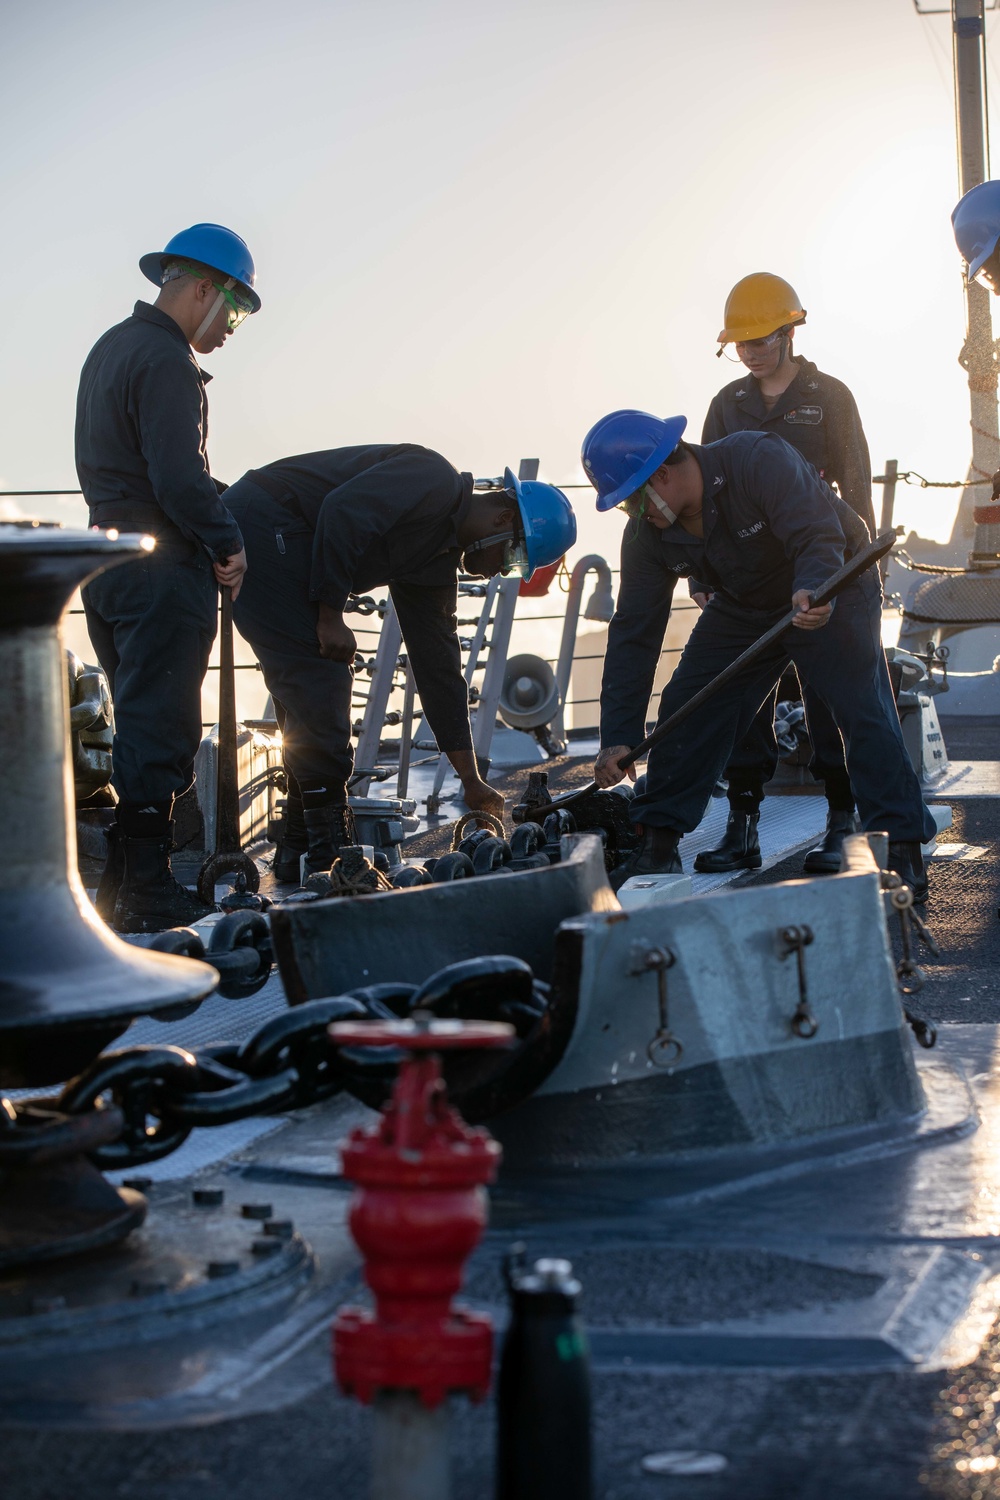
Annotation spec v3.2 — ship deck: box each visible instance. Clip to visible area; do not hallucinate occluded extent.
[7,719,1000,1499]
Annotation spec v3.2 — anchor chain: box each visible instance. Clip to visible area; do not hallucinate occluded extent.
[51,995,372,1168]
[148,910,274,999]
[5,956,545,1170]
[779,925,819,1039]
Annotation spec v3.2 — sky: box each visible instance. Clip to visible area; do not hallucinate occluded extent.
[1,0,996,562]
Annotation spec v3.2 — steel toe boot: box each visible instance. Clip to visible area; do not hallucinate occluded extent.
[610,826,682,892]
[93,821,125,921]
[272,794,307,883]
[302,802,359,877]
[113,829,214,933]
[887,841,929,905]
[693,811,761,873]
[802,807,858,876]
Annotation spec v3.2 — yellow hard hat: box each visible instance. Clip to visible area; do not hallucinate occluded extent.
[718,273,807,344]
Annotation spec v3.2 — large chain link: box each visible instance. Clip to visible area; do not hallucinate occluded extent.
[55,996,369,1168]
[148,910,274,1000]
[21,957,546,1170]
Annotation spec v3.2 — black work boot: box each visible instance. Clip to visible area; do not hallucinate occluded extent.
[272,794,308,884]
[113,828,214,934]
[610,827,682,892]
[888,841,929,905]
[694,811,761,873]
[302,802,358,877]
[94,821,125,922]
[802,807,858,876]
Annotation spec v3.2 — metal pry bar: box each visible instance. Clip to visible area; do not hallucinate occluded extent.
[540,528,900,814]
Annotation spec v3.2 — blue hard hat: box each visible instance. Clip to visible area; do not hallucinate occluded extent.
[503,467,577,580]
[582,410,688,512]
[952,181,1000,281]
[139,223,261,312]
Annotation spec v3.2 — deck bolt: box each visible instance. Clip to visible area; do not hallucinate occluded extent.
[193,1188,224,1208]
[263,1219,294,1239]
[241,1202,273,1220]
[251,1237,283,1257]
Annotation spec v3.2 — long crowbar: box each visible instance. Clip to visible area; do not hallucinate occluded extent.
[539,528,900,814]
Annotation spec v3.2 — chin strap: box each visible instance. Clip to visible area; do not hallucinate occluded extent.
[193,276,236,344]
[461,530,515,575]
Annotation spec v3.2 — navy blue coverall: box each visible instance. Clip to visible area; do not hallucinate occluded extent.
[701,357,875,804]
[76,301,240,808]
[601,432,934,844]
[223,446,475,800]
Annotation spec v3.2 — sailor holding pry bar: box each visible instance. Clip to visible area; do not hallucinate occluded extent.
[584,412,935,898]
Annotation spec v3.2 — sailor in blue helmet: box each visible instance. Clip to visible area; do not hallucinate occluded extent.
[953,179,1000,291]
[76,223,260,932]
[583,410,935,900]
[220,449,576,879]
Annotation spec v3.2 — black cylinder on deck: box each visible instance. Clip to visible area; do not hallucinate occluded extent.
[495,1248,592,1500]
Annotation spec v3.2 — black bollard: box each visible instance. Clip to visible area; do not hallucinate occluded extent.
[496,1248,593,1500]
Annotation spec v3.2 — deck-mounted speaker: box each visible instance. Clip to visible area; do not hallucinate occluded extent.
[499,653,561,731]
[0,525,217,1088]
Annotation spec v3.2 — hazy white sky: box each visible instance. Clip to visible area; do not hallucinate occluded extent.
[1,0,996,553]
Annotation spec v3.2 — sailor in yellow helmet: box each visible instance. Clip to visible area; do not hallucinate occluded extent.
[692,273,876,878]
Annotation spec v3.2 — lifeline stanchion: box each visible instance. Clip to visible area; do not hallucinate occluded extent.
[328,1014,514,1500]
[196,585,261,904]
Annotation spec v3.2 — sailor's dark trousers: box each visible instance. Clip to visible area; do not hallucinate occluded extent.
[629,572,935,843]
[726,677,851,791]
[225,480,355,792]
[82,547,218,806]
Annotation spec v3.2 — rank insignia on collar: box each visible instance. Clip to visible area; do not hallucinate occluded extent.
[806,381,819,390]
[734,389,747,398]
[713,475,725,487]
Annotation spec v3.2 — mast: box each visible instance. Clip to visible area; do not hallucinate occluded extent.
[953,0,1000,564]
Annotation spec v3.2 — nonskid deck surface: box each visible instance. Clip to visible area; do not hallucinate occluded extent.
[4,1029,1000,1499]
[11,744,1000,1498]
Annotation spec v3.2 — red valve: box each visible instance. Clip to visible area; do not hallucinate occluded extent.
[328,1016,513,1408]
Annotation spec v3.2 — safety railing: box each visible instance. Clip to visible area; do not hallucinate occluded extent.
[6,453,953,749]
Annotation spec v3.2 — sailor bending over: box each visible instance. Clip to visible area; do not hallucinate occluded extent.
[583,411,935,900]
[222,447,575,880]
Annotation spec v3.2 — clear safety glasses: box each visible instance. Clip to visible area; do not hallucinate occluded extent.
[499,535,531,578]
[216,281,255,331]
[619,490,648,520]
[618,484,674,523]
[177,263,255,332]
[718,328,787,362]
[734,330,784,353]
